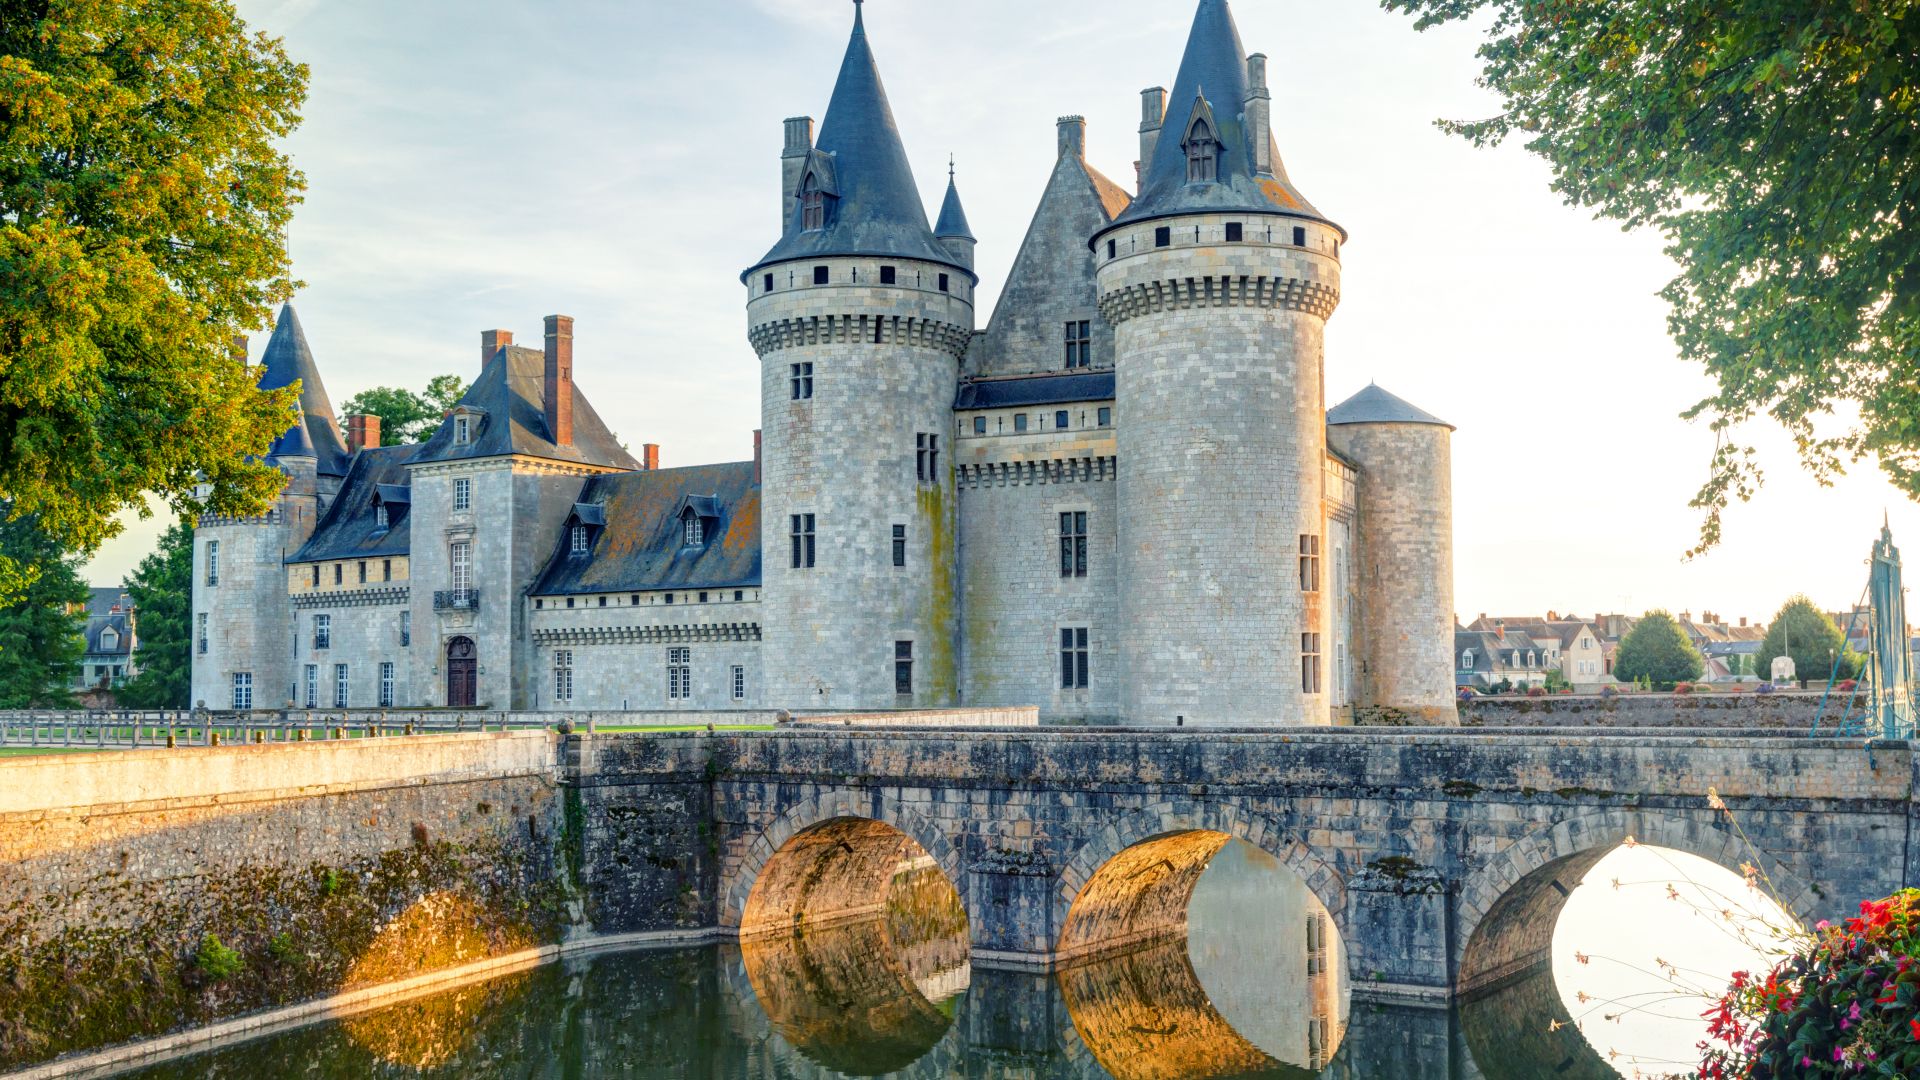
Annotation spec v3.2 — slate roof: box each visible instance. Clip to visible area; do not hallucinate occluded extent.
[1455,630,1551,676]
[290,443,423,562]
[745,5,969,281]
[1328,384,1455,430]
[1467,617,1591,650]
[258,304,351,477]
[955,372,1115,410]
[935,174,974,241]
[1100,0,1340,239]
[88,587,130,617]
[411,345,639,471]
[532,462,762,596]
[83,613,133,657]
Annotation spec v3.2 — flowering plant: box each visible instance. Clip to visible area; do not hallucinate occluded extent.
[1696,890,1920,1078]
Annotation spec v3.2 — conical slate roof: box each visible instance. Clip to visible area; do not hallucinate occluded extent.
[259,303,350,475]
[1101,0,1339,237]
[934,171,974,241]
[1327,383,1454,430]
[745,4,970,279]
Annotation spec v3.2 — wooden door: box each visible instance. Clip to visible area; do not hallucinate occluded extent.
[446,636,477,708]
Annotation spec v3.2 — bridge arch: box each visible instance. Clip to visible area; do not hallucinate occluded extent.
[1052,801,1347,961]
[1455,807,1819,995]
[722,790,963,934]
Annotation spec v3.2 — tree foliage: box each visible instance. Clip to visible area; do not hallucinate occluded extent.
[1760,595,1856,686]
[1383,0,1920,553]
[117,519,192,708]
[1614,610,1706,688]
[0,511,86,707]
[341,374,468,445]
[0,0,310,602]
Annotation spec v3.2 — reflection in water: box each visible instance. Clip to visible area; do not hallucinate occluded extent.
[339,973,534,1073]
[1460,964,1615,1080]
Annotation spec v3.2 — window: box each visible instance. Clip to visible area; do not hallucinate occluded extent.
[812,265,829,285]
[880,265,896,285]
[731,665,746,702]
[194,613,209,655]
[1302,633,1322,694]
[1155,227,1171,248]
[311,565,320,588]
[915,433,940,482]
[232,672,253,710]
[599,596,608,607]
[1054,410,1070,429]
[1461,649,1475,669]
[375,504,389,530]
[664,594,673,604]
[400,610,411,648]
[1107,239,1117,259]
[357,561,367,584]
[1065,321,1091,368]
[763,273,774,293]
[894,641,913,696]
[334,564,343,586]
[892,524,907,567]
[303,664,318,708]
[790,362,814,400]
[1186,120,1219,182]
[938,273,950,293]
[1014,414,1028,433]
[699,592,709,603]
[667,647,691,701]
[454,416,470,444]
[553,650,573,703]
[1098,407,1112,427]
[1293,226,1307,247]
[313,614,332,651]
[453,478,471,512]
[973,416,987,435]
[1060,512,1088,578]
[205,540,219,585]
[790,514,816,569]
[1225,222,1244,242]
[379,662,396,707]
[570,524,591,556]
[1061,627,1090,689]
[1299,534,1321,592]
[1335,641,1349,701]
[802,181,826,230]
[383,559,392,581]
[334,663,349,708]
[566,597,575,608]
[733,590,744,601]
[450,541,472,600]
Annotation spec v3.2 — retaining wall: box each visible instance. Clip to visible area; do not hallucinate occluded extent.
[1457,691,1855,730]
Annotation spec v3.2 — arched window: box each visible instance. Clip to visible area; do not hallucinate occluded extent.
[1185,120,1219,183]
[1461,649,1474,668]
[801,176,826,231]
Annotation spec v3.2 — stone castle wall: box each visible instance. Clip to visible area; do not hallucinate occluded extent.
[1460,691,1853,730]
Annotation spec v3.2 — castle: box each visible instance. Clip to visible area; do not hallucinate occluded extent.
[191,0,1457,726]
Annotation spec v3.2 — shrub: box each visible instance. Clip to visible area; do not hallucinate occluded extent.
[1756,683,1777,695]
[1698,890,1920,1078]
[194,933,244,981]
[1526,686,1547,698]
[1600,684,1620,698]
[1837,679,1858,693]
[1693,683,1715,694]
[1674,682,1695,695]
[1457,686,1478,700]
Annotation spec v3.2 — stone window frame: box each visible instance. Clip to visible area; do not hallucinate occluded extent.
[1064,320,1091,369]
[379,662,396,708]
[894,640,913,697]
[453,477,472,513]
[1298,534,1321,593]
[731,664,746,702]
[312,613,332,651]
[205,540,219,586]
[1461,649,1475,669]
[1301,633,1322,695]
[666,647,691,701]
[196,613,208,655]
[1059,625,1090,690]
[303,664,318,708]
[333,663,350,708]
[450,541,473,599]
[569,524,591,557]
[231,671,252,710]
[553,650,573,703]
[1058,509,1089,579]
[400,610,411,648]
[891,523,906,568]
[790,514,816,569]
[790,362,814,401]
[1097,406,1112,427]
[915,433,940,483]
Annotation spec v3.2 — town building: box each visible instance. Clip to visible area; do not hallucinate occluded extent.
[191,0,1458,726]
[74,588,138,701]
[1463,615,1607,690]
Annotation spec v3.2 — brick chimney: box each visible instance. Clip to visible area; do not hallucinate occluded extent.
[642,443,660,471]
[345,414,381,454]
[543,316,573,448]
[481,329,513,372]
[753,429,763,485]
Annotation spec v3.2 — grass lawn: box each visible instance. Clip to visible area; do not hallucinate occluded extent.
[0,746,110,757]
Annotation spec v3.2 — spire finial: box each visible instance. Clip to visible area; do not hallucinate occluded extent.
[948,153,955,180]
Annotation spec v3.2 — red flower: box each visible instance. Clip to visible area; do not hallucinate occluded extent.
[1910,1017,1920,1041]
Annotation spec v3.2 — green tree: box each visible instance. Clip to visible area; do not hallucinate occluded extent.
[341,375,468,444]
[0,513,87,706]
[1613,610,1706,689]
[1759,595,1857,687]
[117,520,193,708]
[0,0,310,603]
[1383,0,1920,554]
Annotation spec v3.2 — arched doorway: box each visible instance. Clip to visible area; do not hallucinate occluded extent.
[445,637,476,707]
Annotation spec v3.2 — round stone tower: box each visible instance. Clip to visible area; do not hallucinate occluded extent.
[1327,385,1457,724]
[744,3,974,710]
[1094,0,1345,726]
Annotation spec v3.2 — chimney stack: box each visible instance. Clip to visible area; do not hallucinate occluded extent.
[543,316,574,448]
[481,329,513,372]
[781,116,815,228]
[642,443,660,471]
[1057,115,1086,160]
[1245,54,1273,175]
[753,429,763,485]
[346,414,381,454]
[1137,87,1166,193]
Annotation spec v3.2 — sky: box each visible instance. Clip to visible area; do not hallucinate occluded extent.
[82,0,1920,625]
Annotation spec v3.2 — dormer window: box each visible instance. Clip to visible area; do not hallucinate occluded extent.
[100,627,118,651]
[802,181,826,231]
[563,501,605,560]
[448,406,486,447]
[371,485,409,534]
[569,524,590,556]
[375,505,388,530]
[794,151,839,233]
[454,416,470,443]
[1461,649,1475,668]
[675,495,721,550]
[683,511,704,547]
[1181,96,1222,184]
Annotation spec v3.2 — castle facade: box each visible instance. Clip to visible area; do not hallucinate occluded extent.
[192,0,1457,726]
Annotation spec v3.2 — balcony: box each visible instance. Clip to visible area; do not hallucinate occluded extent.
[434,589,480,613]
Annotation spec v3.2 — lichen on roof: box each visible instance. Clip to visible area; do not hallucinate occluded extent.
[532,461,762,596]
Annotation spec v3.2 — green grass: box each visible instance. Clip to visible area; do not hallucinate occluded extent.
[0,746,111,757]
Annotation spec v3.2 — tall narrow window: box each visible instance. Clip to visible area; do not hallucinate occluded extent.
[332,663,349,708]
[570,524,590,555]
[313,614,332,651]
[400,610,411,647]
[553,650,573,703]
[731,665,746,702]
[196,613,209,655]
[303,664,318,708]
[894,641,913,696]
[379,662,396,708]
[383,559,393,581]
[450,541,472,601]
[683,514,703,547]
[454,416,470,444]
[892,524,907,567]
[453,477,471,512]
[1186,120,1219,182]
[1060,512,1089,578]
[666,647,691,701]
[231,672,253,710]
[1301,633,1322,694]
[357,561,367,584]
[205,540,219,585]
[375,504,389,530]
[801,178,826,231]
[1299,534,1321,592]
[916,433,939,482]
[311,565,321,587]
[938,273,950,293]
[790,514,816,569]
[334,563,343,585]
[790,362,814,400]
[1060,627,1090,689]
[1065,321,1091,368]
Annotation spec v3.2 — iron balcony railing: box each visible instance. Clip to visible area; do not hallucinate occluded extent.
[433,589,479,612]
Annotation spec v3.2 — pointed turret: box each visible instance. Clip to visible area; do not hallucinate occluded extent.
[745,1,969,279]
[934,161,976,271]
[1328,383,1455,430]
[258,303,349,477]
[1102,0,1339,237]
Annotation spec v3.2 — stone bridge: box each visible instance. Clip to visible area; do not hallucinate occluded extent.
[576,726,1918,1000]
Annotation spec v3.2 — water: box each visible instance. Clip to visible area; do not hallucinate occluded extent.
[120,842,1781,1079]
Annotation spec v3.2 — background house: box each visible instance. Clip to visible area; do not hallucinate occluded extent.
[73,588,138,703]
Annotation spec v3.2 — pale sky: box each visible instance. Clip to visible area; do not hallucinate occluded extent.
[85,0,1920,625]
